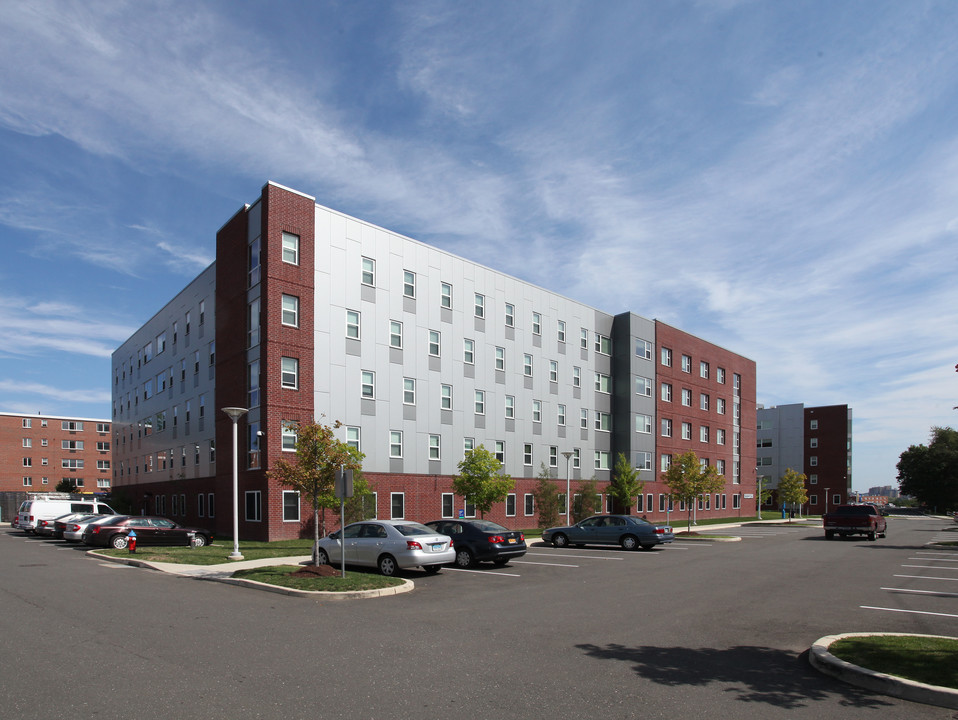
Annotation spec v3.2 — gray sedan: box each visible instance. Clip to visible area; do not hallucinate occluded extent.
[317,520,455,576]
[542,514,674,550]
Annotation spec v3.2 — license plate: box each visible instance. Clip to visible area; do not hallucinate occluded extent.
[507,538,516,544]
[431,543,444,552]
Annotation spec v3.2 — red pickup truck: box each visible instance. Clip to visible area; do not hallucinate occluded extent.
[823,504,887,541]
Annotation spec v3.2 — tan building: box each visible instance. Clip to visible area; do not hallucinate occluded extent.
[0,412,113,495]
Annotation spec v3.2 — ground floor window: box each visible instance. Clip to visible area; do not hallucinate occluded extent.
[442,493,454,518]
[283,490,300,522]
[732,493,741,510]
[506,493,516,516]
[524,494,534,516]
[208,493,215,518]
[246,490,262,522]
[198,493,206,518]
[391,492,404,519]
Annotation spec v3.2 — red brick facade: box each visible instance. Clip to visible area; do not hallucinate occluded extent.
[805,404,851,511]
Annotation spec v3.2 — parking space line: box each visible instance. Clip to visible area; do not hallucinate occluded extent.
[445,567,521,577]
[881,587,958,597]
[525,552,623,561]
[511,560,579,567]
[861,606,958,619]
[901,564,958,570]
[894,574,958,581]
[909,557,958,562]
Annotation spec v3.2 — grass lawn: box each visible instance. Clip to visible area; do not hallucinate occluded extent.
[96,539,315,565]
[232,565,404,592]
[829,635,958,689]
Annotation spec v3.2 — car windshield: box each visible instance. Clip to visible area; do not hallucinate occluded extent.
[393,523,437,536]
[470,520,508,532]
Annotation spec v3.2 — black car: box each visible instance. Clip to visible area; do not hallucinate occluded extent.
[82,516,213,549]
[425,519,526,568]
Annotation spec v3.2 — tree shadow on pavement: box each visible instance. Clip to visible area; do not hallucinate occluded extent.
[575,643,894,710]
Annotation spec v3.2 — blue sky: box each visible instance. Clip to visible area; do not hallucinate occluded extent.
[1,0,956,492]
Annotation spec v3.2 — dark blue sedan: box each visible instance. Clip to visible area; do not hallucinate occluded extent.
[542,514,673,550]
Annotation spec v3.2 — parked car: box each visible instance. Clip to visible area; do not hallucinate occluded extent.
[18,494,115,534]
[542,514,674,550]
[82,516,213,549]
[823,504,887,540]
[52,513,100,539]
[63,514,116,542]
[424,519,526,568]
[317,520,455,576]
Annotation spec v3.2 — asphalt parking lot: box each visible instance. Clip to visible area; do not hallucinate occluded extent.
[3,517,956,720]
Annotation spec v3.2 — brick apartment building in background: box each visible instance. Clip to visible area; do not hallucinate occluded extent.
[111,181,757,541]
[0,412,112,519]
[756,403,852,513]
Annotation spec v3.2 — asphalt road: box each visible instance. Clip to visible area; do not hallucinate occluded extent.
[2,517,956,720]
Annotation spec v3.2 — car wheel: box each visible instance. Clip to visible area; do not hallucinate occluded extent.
[423,565,441,575]
[111,534,128,549]
[868,531,876,541]
[824,531,834,540]
[620,534,638,551]
[492,557,509,566]
[552,533,569,548]
[317,548,330,565]
[378,554,398,577]
[455,548,475,568]
[640,543,655,551]
[191,534,208,547]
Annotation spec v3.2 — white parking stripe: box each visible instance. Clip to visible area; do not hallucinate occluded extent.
[894,574,958,581]
[510,560,579,568]
[908,557,958,562]
[445,567,521,577]
[861,606,958,619]
[525,552,623,560]
[901,564,958,570]
[881,587,958,597]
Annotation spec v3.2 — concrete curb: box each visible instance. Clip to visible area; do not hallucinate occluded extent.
[88,550,415,599]
[809,632,958,709]
[673,534,742,543]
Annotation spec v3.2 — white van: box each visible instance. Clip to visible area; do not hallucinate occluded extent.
[17,494,116,534]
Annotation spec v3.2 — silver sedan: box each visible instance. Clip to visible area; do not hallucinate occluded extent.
[317,520,455,576]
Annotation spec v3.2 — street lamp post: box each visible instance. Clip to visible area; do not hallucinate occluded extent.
[222,407,248,561]
[824,487,830,518]
[756,466,763,520]
[562,451,574,520]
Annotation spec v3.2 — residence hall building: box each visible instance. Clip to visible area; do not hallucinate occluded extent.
[756,403,852,513]
[110,181,757,541]
[0,412,112,494]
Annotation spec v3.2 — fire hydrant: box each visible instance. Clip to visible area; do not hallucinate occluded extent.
[127,529,137,554]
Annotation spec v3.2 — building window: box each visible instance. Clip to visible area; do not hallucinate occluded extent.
[505,395,515,419]
[636,376,652,396]
[466,437,476,452]
[810,456,818,467]
[403,270,416,298]
[441,282,452,309]
[557,320,566,343]
[594,451,610,470]
[248,360,260,408]
[245,491,262,522]
[700,393,709,411]
[281,294,299,327]
[681,354,692,373]
[580,409,588,429]
[345,426,360,452]
[810,419,819,430]
[636,339,653,360]
[700,361,709,378]
[661,419,673,437]
[391,493,405,519]
[732,494,741,510]
[809,474,818,484]
[494,441,504,462]
[523,354,533,377]
[281,357,299,389]
[463,338,475,364]
[403,377,416,405]
[558,404,566,426]
[636,452,652,471]
[550,360,558,383]
[573,366,581,387]
[549,446,558,467]
[282,422,298,451]
[442,493,454,518]
[428,330,441,356]
[810,437,818,448]
[717,429,726,445]
[681,388,692,406]
[717,398,726,415]
[282,491,301,522]
[281,232,299,265]
[505,303,515,327]
[474,293,485,318]
[661,383,672,402]
[523,443,533,465]
[495,347,505,371]
[506,494,516,517]
[22,418,31,428]
[62,420,84,431]
[524,494,534,516]
[533,400,542,423]
[475,390,485,415]
[346,310,360,339]
[361,257,375,285]
[594,333,611,355]
[594,412,611,432]
[428,434,441,460]
[532,312,541,335]
[661,454,672,471]
[700,426,709,443]
[441,385,453,410]
[681,422,692,440]
[661,347,672,366]
[389,431,403,458]
[389,320,403,348]
[362,371,376,399]
[573,448,581,469]
[637,414,652,434]
[595,372,611,393]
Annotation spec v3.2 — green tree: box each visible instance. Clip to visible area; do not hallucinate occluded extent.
[532,463,561,530]
[452,444,513,519]
[609,453,644,515]
[266,418,360,565]
[572,476,600,523]
[661,450,726,532]
[55,479,77,493]
[777,468,808,522]
[897,427,958,512]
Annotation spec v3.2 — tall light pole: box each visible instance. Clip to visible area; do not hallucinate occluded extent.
[222,407,248,561]
[756,466,762,520]
[824,487,830,518]
[562,451,574,521]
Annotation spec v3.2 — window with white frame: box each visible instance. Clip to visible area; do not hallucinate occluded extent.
[700,426,709,443]
[661,454,672,471]
[549,446,558,467]
[661,383,672,402]
[442,493,454,517]
[533,400,542,423]
[282,422,298,451]
[810,419,818,430]
[506,494,516,517]
[465,437,476,454]
[505,395,515,418]
[810,437,818,448]
[700,361,709,378]
[441,282,452,309]
[474,293,484,318]
[389,320,403,348]
[594,451,610,470]
[717,398,726,415]
[580,328,588,349]
[809,474,818,484]
[637,414,652,434]
[700,393,709,411]
[346,310,360,339]
[281,294,299,327]
[716,367,726,384]
[594,412,611,432]
[523,443,533,465]
[403,378,416,404]
[636,376,652,396]
[346,426,360,452]
[428,434,441,460]
[390,493,405,519]
[494,440,504,462]
[681,422,692,440]
[557,320,566,343]
[505,303,514,327]
[403,270,416,298]
[361,257,375,285]
[523,354,533,376]
[524,494,534,516]
[557,404,566,426]
[580,409,588,429]
[681,388,692,406]
[810,456,818,466]
[389,431,403,458]
[532,312,541,335]
[463,338,475,364]
[428,330,440,356]
[661,418,673,437]
[550,360,558,382]
[636,339,653,360]
[441,385,452,410]
[661,347,672,366]
[716,428,726,445]
[282,232,299,265]
[681,354,692,373]
[475,390,485,414]
[594,333,611,355]
[595,372,611,393]
[361,371,375,399]
[572,448,581,469]
[636,451,652,470]
[281,357,299,389]
[573,366,581,387]
[495,347,505,371]
[283,491,300,522]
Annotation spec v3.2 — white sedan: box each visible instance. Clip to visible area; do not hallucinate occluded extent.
[317,520,455,576]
